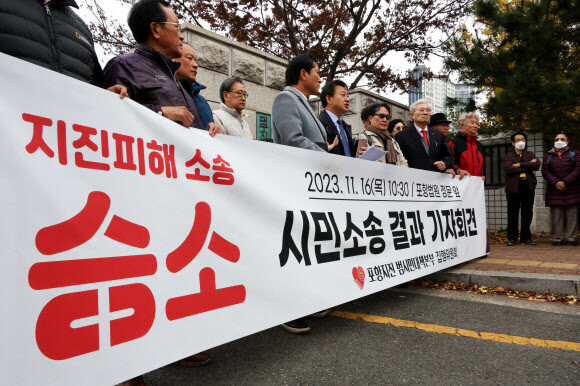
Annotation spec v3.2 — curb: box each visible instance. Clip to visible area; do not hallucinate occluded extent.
[427,269,580,296]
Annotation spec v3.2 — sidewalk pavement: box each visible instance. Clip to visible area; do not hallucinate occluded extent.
[428,235,580,296]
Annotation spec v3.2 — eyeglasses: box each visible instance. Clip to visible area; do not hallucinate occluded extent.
[417,108,432,113]
[372,114,391,120]
[228,91,249,98]
[160,22,180,28]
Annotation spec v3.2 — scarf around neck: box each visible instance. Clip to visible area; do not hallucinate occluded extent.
[366,125,398,164]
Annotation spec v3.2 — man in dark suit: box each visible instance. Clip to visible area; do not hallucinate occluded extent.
[395,99,455,174]
[317,80,357,157]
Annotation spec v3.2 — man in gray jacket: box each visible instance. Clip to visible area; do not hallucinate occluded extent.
[272,54,336,152]
[273,54,334,336]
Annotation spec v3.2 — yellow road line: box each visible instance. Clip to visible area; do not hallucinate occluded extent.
[508,260,542,267]
[330,310,580,352]
[474,258,579,270]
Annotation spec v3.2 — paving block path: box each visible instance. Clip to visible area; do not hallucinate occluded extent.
[457,237,579,276]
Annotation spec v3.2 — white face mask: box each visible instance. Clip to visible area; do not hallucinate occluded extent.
[514,141,526,150]
[554,140,567,149]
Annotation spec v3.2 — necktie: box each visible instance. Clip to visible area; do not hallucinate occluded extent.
[421,129,429,147]
[337,119,352,157]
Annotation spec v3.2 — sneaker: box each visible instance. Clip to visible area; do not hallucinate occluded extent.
[309,310,329,318]
[281,319,310,334]
[523,239,536,245]
[566,241,577,246]
[178,352,211,367]
[507,240,515,246]
[552,241,563,246]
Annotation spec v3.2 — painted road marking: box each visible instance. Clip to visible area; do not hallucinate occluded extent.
[331,310,580,352]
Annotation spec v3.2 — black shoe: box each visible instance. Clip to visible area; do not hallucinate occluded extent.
[281,319,310,334]
[552,241,563,246]
[566,241,577,246]
[507,240,515,246]
[523,239,536,245]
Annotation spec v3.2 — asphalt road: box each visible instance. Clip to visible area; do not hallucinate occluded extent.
[142,287,580,385]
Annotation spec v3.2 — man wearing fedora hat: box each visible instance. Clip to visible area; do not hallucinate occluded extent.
[429,112,452,138]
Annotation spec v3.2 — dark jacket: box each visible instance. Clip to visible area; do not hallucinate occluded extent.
[449,132,485,176]
[103,44,201,129]
[317,110,356,157]
[394,124,453,172]
[180,80,214,130]
[0,0,103,85]
[503,150,541,193]
[541,148,580,206]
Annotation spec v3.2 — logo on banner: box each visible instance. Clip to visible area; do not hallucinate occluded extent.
[352,266,365,290]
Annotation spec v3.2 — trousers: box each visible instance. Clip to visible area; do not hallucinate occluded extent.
[551,205,578,242]
[506,179,535,242]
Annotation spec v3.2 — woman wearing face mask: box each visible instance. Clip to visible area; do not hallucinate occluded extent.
[503,132,541,246]
[541,132,580,246]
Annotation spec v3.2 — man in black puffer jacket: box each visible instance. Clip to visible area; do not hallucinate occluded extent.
[0,0,126,95]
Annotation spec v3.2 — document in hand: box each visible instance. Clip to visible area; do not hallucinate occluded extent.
[358,145,388,161]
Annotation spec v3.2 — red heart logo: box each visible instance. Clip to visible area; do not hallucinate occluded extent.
[352,266,365,290]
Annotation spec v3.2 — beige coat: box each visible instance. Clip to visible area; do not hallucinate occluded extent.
[360,130,408,166]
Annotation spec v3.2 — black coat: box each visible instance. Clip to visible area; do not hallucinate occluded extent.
[395,124,453,172]
[0,0,103,85]
[317,110,357,157]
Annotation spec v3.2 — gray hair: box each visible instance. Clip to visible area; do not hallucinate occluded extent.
[458,112,480,128]
[410,98,432,114]
[219,76,244,103]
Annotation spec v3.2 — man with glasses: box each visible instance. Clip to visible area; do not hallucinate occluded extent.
[103,0,218,136]
[212,76,253,139]
[395,99,454,173]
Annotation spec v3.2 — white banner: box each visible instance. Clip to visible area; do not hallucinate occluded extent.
[0,53,486,385]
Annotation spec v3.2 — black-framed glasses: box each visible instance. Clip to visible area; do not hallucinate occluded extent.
[373,114,391,120]
[228,91,249,98]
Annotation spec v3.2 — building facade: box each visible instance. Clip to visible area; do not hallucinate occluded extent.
[408,65,476,122]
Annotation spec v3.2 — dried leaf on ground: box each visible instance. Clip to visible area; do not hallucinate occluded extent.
[409,279,579,305]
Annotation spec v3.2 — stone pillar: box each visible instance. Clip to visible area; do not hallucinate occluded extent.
[180,24,287,140]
